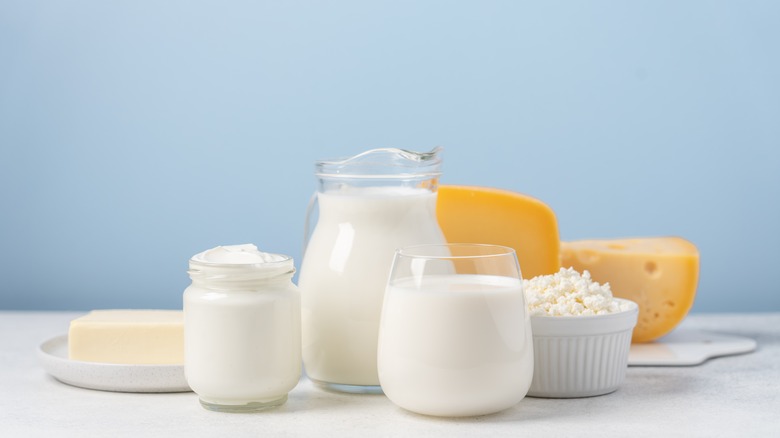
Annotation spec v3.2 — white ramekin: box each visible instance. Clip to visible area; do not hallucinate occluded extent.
[528,298,638,398]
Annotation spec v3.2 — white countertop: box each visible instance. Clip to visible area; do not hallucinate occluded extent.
[2,311,778,437]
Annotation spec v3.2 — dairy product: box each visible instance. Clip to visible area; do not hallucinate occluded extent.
[378,274,534,417]
[524,267,632,316]
[68,310,183,364]
[560,237,699,342]
[184,244,301,411]
[191,243,288,264]
[436,185,560,279]
[299,188,446,387]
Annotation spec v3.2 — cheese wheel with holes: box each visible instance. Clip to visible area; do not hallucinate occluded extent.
[436,185,560,279]
[560,237,699,343]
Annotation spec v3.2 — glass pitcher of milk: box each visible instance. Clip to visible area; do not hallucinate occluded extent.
[299,147,447,393]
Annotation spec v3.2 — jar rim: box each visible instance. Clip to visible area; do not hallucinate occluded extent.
[188,254,293,268]
[188,254,295,283]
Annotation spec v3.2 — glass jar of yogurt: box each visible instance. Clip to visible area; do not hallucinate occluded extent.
[183,244,301,412]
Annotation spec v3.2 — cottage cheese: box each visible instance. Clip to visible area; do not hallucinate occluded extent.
[523,267,631,316]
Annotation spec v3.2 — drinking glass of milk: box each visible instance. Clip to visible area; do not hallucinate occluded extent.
[378,243,534,417]
[298,147,447,393]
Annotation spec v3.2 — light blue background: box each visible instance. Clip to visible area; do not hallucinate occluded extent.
[1,1,778,312]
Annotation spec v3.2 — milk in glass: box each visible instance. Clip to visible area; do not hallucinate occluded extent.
[378,274,533,416]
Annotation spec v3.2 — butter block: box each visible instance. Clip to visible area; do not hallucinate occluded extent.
[560,237,699,343]
[68,310,184,364]
[436,185,560,279]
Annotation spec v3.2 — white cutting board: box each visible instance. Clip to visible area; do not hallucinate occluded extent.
[628,329,757,366]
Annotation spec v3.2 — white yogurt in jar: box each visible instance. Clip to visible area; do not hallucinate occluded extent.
[377,274,534,417]
[191,244,288,265]
[184,244,301,412]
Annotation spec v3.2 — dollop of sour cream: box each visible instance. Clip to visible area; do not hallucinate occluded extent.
[191,244,288,265]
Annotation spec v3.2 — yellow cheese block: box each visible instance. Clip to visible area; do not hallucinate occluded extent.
[436,185,560,279]
[560,237,699,343]
[68,310,184,364]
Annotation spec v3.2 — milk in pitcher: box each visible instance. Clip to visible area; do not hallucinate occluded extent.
[298,148,445,391]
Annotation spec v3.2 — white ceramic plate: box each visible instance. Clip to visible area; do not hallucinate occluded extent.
[37,335,191,393]
[628,329,757,366]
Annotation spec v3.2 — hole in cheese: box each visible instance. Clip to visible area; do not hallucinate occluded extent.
[644,261,659,276]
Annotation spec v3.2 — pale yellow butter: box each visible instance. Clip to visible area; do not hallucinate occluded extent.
[68,310,184,365]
